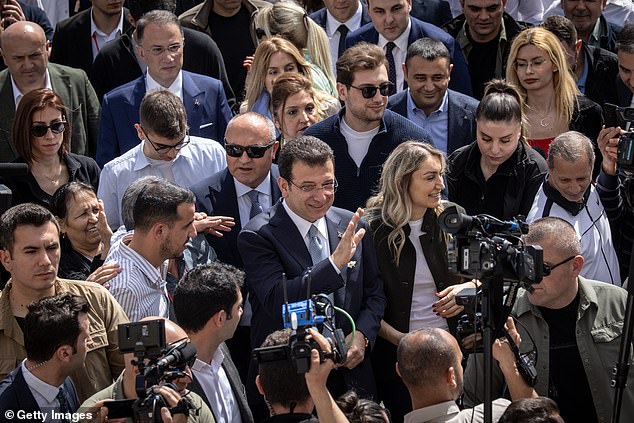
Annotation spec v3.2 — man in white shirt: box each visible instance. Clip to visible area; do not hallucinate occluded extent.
[99,90,226,228]
[173,262,254,423]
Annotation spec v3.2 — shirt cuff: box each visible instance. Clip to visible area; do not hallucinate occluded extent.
[328,256,341,275]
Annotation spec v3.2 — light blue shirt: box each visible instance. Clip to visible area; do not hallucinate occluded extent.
[406,90,448,153]
[98,136,227,228]
[577,50,590,94]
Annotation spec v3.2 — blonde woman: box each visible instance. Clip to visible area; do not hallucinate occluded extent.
[365,140,473,421]
[254,0,337,96]
[506,27,602,159]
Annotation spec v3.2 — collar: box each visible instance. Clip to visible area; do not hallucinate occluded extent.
[192,347,225,374]
[325,2,362,36]
[90,7,124,39]
[407,89,448,117]
[404,400,460,423]
[282,200,329,240]
[20,360,62,404]
[11,69,52,108]
[543,175,591,216]
[235,172,273,198]
[146,70,183,100]
[590,17,604,45]
[378,19,410,52]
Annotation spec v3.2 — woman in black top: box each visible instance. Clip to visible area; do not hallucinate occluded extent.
[51,182,119,284]
[447,80,547,221]
[2,89,99,209]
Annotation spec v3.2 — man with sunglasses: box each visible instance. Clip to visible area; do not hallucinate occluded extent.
[238,136,386,417]
[463,216,633,423]
[526,131,621,285]
[305,42,430,212]
[98,90,226,229]
[81,317,216,423]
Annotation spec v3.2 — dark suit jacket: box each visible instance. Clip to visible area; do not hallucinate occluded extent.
[0,366,79,421]
[345,16,472,96]
[411,0,452,27]
[50,8,133,79]
[90,26,235,110]
[309,2,371,32]
[96,70,232,167]
[190,166,281,268]
[237,203,386,393]
[387,88,478,154]
[0,63,101,161]
[617,76,633,107]
[189,343,254,423]
[583,44,619,107]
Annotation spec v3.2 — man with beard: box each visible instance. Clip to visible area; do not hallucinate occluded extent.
[304,42,429,212]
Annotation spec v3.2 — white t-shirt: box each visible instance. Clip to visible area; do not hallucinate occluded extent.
[340,117,379,168]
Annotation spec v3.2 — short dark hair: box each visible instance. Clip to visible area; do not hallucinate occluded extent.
[132,179,195,232]
[405,37,450,67]
[128,0,176,21]
[498,397,561,423]
[397,328,458,388]
[0,204,60,253]
[121,176,163,230]
[336,42,388,86]
[139,90,188,140]
[135,9,183,44]
[51,182,97,220]
[542,15,578,46]
[24,293,90,362]
[173,262,244,333]
[258,329,310,407]
[336,391,390,423]
[278,135,334,181]
[618,23,634,54]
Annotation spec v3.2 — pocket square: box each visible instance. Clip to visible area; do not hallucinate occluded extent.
[200,122,214,129]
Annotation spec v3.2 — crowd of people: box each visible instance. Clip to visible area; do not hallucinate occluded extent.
[1,0,634,422]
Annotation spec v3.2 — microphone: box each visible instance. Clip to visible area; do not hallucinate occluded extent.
[157,341,197,370]
[0,163,29,177]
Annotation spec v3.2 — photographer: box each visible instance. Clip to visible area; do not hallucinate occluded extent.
[81,318,215,423]
[255,328,351,423]
[397,321,536,423]
[463,217,634,423]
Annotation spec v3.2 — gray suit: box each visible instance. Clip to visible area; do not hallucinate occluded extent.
[0,63,101,161]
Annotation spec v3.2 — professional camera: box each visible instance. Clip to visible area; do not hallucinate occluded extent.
[112,320,197,423]
[253,272,349,373]
[603,103,634,171]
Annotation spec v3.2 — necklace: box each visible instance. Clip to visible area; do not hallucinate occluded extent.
[32,163,63,184]
[26,360,49,372]
[540,117,550,127]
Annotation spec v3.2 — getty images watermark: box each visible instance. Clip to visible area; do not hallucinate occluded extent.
[4,409,93,422]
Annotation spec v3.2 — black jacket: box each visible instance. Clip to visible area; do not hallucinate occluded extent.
[447,141,547,220]
[570,95,604,178]
[58,236,104,281]
[583,44,619,107]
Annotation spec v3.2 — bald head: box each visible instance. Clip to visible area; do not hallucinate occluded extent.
[0,21,49,94]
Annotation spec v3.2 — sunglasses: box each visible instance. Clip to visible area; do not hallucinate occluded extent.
[224,140,276,158]
[31,121,66,138]
[141,126,190,155]
[543,255,576,275]
[348,82,393,99]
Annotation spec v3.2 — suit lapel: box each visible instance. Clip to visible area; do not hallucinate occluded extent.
[14,368,41,412]
[78,11,94,73]
[182,71,205,134]
[270,165,282,203]
[0,73,18,158]
[270,204,313,269]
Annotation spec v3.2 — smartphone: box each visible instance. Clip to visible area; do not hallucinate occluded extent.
[103,399,135,419]
[604,103,621,128]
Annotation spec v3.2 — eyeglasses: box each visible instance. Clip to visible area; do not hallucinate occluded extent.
[142,126,190,154]
[347,82,393,99]
[224,140,276,158]
[288,178,338,194]
[31,121,66,137]
[514,57,550,72]
[141,42,184,56]
[543,255,576,275]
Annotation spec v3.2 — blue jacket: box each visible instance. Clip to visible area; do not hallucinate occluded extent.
[96,71,232,167]
[304,108,430,211]
[387,88,479,154]
[345,16,472,96]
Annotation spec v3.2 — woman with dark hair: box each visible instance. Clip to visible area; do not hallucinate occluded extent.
[51,182,120,284]
[336,391,390,423]
[446,80,547,220]
[1,88,99,209]
[365,141,473,422]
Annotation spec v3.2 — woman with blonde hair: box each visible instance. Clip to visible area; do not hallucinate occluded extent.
[506,26,602,159]
[254,0,337,96]
[365,140,473,422]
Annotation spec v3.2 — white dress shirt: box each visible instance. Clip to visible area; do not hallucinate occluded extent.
[146,70,184,101]
[325,2,363,74]
[378,19,411,94]
[191,350,241,423]
[90,8,124,59]
[21,360,67,423]
[11,70,52,108]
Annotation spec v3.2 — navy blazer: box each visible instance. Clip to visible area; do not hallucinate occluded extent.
[0,367,79,421]
[387,88,478,154]
[345,16,472,96]
[310,3,372,31]
[410,0,453,27]
[96,70,233,167]
[189,343,254,423]
[190,166,282,268]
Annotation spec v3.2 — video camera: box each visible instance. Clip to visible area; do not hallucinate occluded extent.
[252,272,349,373]
[603,103,634,171]
[110,320,197,423]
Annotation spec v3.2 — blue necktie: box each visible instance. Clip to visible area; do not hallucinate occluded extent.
[386,42,397,95]
[247,190,263,219]
[308,225,327,265]
[56,386,71,423]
